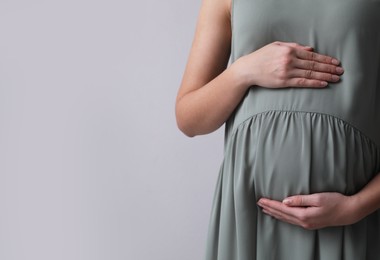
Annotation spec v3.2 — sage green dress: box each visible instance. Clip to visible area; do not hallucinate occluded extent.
[204,0,380,259]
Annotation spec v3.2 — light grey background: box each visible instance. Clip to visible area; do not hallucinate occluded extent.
[0,1,225,259]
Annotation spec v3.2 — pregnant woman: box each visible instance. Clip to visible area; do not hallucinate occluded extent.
[175,0,380,259]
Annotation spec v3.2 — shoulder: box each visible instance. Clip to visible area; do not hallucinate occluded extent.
[201,0,232,23]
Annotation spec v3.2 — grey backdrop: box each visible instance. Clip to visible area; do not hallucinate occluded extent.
[0,0,225,259]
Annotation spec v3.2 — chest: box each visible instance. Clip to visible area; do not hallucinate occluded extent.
[232,0,380,53]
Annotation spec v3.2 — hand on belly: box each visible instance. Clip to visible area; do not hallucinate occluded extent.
[257,192,359,230]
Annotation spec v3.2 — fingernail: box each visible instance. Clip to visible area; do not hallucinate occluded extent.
[257,199,265,206]
[320,81,328,87]
[336,67,344,74]
[283,198,292,205]
[332,75,340,81]
[332,58,340,65]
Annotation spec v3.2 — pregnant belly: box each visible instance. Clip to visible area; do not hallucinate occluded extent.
[223,110,380,201]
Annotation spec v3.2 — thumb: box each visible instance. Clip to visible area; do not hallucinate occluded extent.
[282,194,320,207]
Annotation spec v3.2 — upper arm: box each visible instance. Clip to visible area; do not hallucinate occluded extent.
[176,0,232,102]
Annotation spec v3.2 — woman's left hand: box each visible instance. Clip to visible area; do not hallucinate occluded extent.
[257,192,361,230]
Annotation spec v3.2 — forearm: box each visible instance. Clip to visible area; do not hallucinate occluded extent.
[351,172,380,220]
[175,61,250,137]
[175,41,344,137]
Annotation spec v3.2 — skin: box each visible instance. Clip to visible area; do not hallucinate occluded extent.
[257,173,380,230]
[175,0,380,230]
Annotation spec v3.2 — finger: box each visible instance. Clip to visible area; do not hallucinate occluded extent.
[258,198,301,215]
[289,69,340,82]
[262,207,301,226]
[275,41,314,51]
[258,200,310,223]
[283,194,322,207]
[295,49,341,65]
[260,203,307,226]
[285,77,328,88]
[293,59,344,75]
[258,198,315,220]
[262,207,318,230]
[258,198,322,229]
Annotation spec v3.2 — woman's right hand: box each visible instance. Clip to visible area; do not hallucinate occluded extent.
[233,41,344,89]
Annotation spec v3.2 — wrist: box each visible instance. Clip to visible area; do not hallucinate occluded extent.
[229,56,255,90]
[347,194,368,224]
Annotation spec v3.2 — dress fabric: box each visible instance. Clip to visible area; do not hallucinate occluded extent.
[204,0,380,259]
